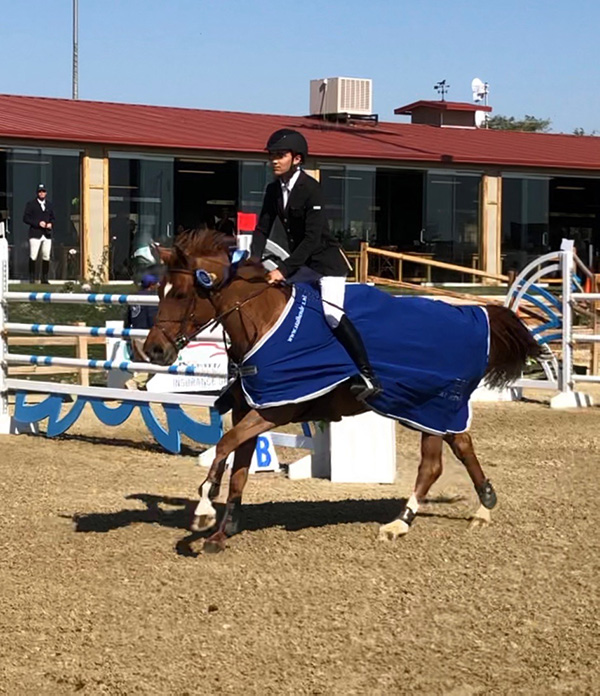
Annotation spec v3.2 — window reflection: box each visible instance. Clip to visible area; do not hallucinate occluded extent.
[502,176,549,274]
[424,172,481,280]
[108,154,174,280]
[0,147,81,280]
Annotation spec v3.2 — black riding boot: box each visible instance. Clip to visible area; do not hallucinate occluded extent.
[28,258,36,284]
[333,315,382,401]
[41,260,50,285]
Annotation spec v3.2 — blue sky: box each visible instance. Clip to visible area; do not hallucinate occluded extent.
[2,0,598,133]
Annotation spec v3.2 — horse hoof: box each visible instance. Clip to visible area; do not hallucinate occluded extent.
[378,518,410,542]
[191,514,217,533]
[468,504,491,530]
[203,538,226,554]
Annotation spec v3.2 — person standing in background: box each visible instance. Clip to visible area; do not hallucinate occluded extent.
[23,183,55,284]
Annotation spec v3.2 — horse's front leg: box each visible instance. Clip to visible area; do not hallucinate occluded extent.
[379,432,443,541]
[191,455,229,533]
[192,408,275,537]
[203,436,256,553]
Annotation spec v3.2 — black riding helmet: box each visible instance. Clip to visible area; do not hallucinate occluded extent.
[265,129,308,162]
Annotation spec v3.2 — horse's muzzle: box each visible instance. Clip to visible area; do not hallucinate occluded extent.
[143,330,177,366]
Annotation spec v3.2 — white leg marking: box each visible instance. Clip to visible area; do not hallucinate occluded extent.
[191,481,217,532]
[407,493,419,514]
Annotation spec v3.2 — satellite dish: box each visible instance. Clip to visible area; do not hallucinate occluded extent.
[475,110,487,128]
[471,77,487,102]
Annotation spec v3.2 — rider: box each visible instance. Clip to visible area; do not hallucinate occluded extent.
[251,128,382,401]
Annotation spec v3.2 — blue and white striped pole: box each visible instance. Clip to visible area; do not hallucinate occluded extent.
[5,353,228,378]
[6,322,150,339]
[5,291,158,305]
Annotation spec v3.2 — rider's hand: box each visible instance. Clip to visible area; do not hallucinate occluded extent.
[267,269,285,285]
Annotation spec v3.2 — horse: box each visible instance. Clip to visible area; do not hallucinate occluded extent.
[143,229,542,553]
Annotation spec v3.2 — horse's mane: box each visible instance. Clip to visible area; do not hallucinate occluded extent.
[171,227,273,284]
[173,227,230,259]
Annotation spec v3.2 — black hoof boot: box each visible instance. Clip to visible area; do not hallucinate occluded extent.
[476,479,497,509]
[223,501,243,537]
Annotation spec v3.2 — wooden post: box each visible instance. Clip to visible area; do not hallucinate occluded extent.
[75,322,89,386]
[480,174,502,286]
[359,242,368,284]
[396,258,403,282]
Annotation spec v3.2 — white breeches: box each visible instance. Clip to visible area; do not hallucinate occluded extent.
[319,275,346,329]
[29,236,52,261]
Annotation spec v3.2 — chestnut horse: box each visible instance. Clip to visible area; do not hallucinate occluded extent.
[144,230,541,553]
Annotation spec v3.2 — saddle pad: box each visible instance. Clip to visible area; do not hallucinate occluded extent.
[240,284,490,434]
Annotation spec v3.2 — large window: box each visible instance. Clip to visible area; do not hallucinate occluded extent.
[239,160,270,215]
[501,176,549,274]
[320,165,376,250]
[108,153,174,279]
[424,171,481,279]
[0,146,81,280]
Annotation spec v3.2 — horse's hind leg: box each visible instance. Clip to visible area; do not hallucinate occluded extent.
[379,433,443,541]
[443,432,497,528]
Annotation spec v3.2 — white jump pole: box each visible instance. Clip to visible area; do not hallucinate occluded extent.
[550,241,593,408]
[0,222,9,433]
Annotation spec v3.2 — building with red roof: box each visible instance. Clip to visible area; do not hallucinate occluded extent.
[0,93,599,281]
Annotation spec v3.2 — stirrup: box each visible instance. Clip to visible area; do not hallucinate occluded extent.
[349,374,382,401]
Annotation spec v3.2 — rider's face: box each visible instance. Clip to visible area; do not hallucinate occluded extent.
[268,150,301,177]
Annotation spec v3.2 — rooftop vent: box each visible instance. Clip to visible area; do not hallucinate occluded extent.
[310,77,374,120]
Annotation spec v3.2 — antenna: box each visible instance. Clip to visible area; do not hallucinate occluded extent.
[471,77,489,105]
[434,79,450,101]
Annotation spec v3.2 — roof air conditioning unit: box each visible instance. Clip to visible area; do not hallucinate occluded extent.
[310,77,373,117]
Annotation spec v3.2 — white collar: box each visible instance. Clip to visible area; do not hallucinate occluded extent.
[280,168,301,192]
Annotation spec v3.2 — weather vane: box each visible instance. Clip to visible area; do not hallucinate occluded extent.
[434,80,449,101]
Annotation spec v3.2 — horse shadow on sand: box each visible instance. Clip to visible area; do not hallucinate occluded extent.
[70,492,470,556]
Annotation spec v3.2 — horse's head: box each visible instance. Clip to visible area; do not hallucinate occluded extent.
[143,229,234,365]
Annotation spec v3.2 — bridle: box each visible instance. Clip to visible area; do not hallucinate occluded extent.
[153,261,274,354]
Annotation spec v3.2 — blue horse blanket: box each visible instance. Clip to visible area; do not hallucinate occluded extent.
[240,284,490,434]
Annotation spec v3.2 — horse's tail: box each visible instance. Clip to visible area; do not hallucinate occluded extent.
[484,305,543,389]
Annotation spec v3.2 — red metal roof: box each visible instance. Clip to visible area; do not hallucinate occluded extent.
[394,100,492,114]
[1,94,599,172]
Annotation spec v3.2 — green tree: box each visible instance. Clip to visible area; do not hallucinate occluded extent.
[487,114,551,132]
[573,127,598,136]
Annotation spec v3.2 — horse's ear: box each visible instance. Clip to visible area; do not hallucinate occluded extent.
[156,245,174,265]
